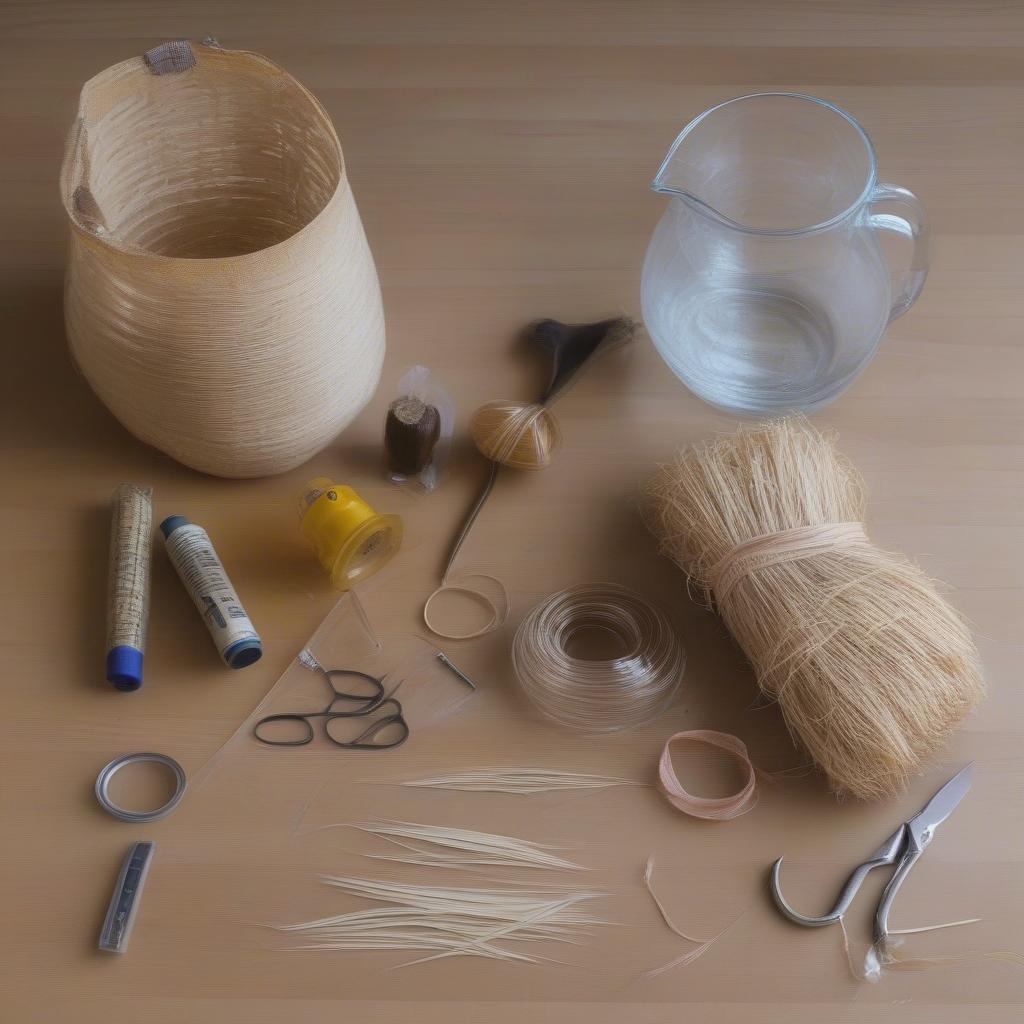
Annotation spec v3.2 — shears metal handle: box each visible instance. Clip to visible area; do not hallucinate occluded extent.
[770,823,919,944]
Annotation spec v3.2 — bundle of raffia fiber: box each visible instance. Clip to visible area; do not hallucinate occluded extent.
[645,417,983,800]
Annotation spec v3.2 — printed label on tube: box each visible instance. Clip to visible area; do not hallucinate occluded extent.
[164,523,261,667]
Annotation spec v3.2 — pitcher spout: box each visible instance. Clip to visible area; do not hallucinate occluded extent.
[651,138,705,203]
[650,107,729,212]
[650,92,877,235]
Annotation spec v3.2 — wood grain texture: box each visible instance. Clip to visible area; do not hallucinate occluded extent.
[1,1,1022,1020]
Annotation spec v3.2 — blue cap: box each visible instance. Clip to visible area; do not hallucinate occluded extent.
[224,637,263,669]
[107,645,144,691]
[160,514,190,539]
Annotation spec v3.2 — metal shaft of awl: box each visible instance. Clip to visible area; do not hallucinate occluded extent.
[436,651,478,691]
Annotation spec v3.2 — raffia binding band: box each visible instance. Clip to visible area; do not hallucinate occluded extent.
[709,522,869,605]
[143,41,196,76]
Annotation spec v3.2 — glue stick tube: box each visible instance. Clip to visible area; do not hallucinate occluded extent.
[106,483,153,691]
[160,516,262,669]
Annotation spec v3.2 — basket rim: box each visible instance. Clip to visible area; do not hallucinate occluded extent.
[59,43,348,264]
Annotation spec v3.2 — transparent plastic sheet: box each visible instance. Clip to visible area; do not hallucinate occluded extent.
[192,591,475,790]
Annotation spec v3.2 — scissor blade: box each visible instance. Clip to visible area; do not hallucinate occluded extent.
[907,763,973,841]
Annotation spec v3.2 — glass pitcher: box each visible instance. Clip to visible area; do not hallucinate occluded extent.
[641,93,928,413]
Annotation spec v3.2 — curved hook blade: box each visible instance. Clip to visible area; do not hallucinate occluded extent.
[769,825,907,928]
[770,857,846,927]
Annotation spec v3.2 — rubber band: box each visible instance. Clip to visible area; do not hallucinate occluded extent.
[657,730,758,820]
[423,573,510,641]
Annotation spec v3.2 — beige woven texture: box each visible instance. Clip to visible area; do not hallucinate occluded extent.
[646,417,985,800]
[60,44,384,477]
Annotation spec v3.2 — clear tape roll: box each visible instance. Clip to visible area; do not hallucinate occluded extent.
[512,583,684,732]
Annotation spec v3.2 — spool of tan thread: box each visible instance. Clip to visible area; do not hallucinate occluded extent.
[469,402,562,470]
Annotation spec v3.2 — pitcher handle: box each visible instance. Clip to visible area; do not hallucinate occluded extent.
[869,183,929,322]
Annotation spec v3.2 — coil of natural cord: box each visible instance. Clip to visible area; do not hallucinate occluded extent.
[512,583,684,732]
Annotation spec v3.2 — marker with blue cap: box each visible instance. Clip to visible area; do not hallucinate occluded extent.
[160,515,262,669]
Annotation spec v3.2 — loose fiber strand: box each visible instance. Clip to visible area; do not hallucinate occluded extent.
[351,821,585,871]
[882,948,1024,972]
[889,917,982,936]
[641,856,741,976]
[839,916,1020,982]
[397,896,581,969]
[272,875,606,964]
[401,767,640,794]
[642,856,709,943]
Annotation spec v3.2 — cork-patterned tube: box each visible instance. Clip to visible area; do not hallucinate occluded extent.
[105,483,153,690]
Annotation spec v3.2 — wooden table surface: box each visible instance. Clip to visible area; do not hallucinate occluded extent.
[2,2,1023,1021]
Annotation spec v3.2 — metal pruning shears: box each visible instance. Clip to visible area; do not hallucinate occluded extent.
[769,763,973,946]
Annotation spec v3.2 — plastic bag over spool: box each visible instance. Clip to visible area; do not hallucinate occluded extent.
[60,40,385,477]
[384,365,456,494]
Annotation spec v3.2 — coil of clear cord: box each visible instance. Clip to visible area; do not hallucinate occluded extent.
[512,583,685,732]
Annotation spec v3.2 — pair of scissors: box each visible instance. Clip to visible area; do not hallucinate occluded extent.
[253,665,409,750]
[769,764,973,947]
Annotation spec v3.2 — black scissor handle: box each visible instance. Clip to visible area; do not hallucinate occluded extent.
[324,698,409,750]
[254,713,317,746]
[320,668,386,705]
[325,692,386,717]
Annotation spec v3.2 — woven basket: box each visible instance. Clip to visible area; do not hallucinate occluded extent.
[60,42,385,478]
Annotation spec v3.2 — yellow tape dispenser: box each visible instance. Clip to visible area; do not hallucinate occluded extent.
[299,477,403,590]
